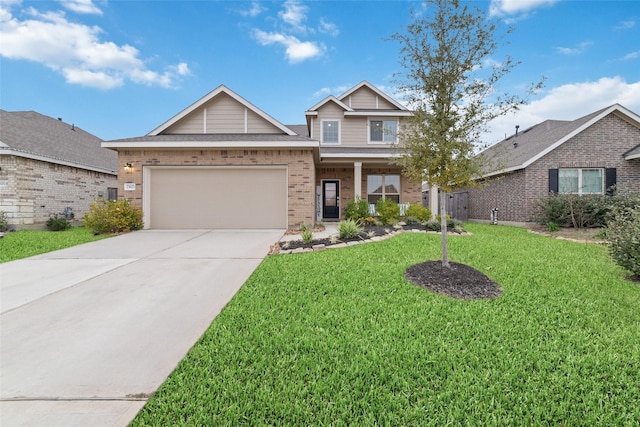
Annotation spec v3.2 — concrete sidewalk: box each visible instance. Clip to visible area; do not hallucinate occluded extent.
[0,229,283,427]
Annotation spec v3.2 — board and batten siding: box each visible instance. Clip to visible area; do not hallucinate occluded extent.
[163,93,282,134]
[344,88,397,109]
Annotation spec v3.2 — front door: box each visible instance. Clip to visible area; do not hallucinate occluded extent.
[322,180,340,219]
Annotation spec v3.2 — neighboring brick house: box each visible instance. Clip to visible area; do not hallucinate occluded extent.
[0,110,118,227]
[103,82,422,229]
[467,104,640,224]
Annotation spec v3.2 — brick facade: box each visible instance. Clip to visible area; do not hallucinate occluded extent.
[118,148,316,227]
[315,166,422,220]
[468,112,640,223]
[0,155,118,226]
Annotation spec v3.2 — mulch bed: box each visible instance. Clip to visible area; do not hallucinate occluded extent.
[279,225,462,251]
[405,261,503,300]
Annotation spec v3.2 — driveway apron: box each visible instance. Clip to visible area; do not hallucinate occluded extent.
[0,229,283,427]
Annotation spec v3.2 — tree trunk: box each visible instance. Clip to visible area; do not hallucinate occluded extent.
[440,190,449,268]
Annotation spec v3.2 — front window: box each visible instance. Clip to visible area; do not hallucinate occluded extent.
[559,168,603,194]
[367,174,400,204]
[321,120,340,144]
[369,120,397,143]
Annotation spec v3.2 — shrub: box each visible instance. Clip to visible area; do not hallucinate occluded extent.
[83,198,143,235]
[404,216,422,226]
[375,198,400,225]
[344,197,371,222]
[46,214,71,231]
[604,207,640,276]
[425,220,441,231]
[546,222,559,232]
[405,204,432,222]
[535,193,640,228]
[0,211,8,232]
[338,219,363,239]
[301,229,313,244]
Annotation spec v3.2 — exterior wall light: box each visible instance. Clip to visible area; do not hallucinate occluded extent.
[124,163,133,173]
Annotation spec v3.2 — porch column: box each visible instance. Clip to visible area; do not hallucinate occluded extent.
[354,162,362,199]
[429,185,439,219]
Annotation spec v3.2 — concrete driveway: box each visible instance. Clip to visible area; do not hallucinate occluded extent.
[0,229,283,427]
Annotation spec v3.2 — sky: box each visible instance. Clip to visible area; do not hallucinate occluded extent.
[1,0,639,145]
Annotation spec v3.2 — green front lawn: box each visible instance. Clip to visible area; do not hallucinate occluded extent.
[133,223,640,426]
[0,227,109,263]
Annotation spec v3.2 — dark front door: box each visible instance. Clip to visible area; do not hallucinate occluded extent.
[322,180,340,219]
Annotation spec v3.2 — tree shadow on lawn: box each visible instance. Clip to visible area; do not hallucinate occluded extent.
[405,261,503,300]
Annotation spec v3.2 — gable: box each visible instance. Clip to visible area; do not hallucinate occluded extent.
[149,85,295,136]
[163,93,283,134]
[341,86,398,110]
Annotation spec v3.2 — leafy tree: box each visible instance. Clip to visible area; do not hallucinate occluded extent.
[392,0,542,267]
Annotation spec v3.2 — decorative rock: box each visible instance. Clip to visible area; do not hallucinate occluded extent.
[312,244,326,251]
[347,241,360,246]
[292,247,305,254]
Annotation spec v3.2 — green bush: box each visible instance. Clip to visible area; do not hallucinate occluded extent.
[83,198,143,235]
[375,198,400,225]
[425,220,441,231]
[604,207,640,276]
[301,229,313,244]
[344,197,371,222]
[405,203,432,222]
[0,211,8,232]
[535,193,640,228]
[338,219,363,239]
[404,216,422,226]
[46,214,71,231]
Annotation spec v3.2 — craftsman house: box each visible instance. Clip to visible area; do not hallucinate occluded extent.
[103,82,422,229]
[467,104,640,224]
[0,110,118,227]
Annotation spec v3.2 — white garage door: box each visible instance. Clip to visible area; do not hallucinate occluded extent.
[147,167,287,229]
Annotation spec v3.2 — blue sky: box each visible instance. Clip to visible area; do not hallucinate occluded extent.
[1,0,639,144]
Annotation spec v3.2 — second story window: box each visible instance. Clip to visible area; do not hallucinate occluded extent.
[321,120,340,144]
[369,120,397,143]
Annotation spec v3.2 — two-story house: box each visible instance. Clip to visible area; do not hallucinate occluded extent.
[103,81,422,229]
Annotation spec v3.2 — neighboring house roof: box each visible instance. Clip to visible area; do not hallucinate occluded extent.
[478,104,640,178]
[624,144,640,160]
[286,124,309,137]
[147,84,297,136]
[0,109,117,174]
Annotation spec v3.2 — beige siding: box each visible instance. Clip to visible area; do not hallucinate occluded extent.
[345,87,397,109]
[247,109,282,133]
[204,93,246,133]
[341,117,367,146]
[162,93,283,135]
[164,109,204,134]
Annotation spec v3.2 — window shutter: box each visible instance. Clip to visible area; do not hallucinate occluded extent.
[605,168,617,195]
[549,169,559,193]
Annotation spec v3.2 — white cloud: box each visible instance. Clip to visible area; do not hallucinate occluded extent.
[319,17,339,36]
[0,4,189,89]
[279,0,308,32]
[312,84,353,99]
[554,41,593,56]
[621,51,640,61]
[253,29,324,63]
[614,19,636,31]
[489,0,557,17]
[483,77,640,144]
[239,1,265,18]
[58,0,102,15]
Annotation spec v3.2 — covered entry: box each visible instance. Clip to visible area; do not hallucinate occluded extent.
[145,166,287,229]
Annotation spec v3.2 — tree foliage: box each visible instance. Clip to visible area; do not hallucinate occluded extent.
[391,0,542,266]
